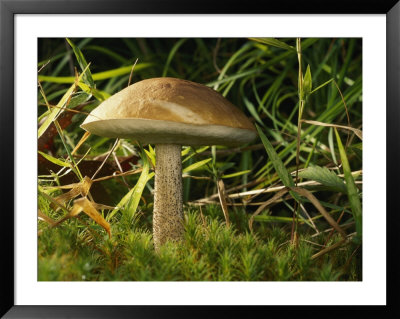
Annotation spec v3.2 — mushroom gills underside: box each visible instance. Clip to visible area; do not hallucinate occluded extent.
[81,118,257,146]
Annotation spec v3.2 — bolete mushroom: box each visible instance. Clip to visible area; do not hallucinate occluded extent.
[81,77,257,250]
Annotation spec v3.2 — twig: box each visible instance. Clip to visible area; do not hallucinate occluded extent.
[91,139,120,180]
[311,237,350,260]
[127,58,138,87]
[194,177,362,202]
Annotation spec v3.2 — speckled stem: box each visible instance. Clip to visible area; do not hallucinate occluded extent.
[153,144,184,250]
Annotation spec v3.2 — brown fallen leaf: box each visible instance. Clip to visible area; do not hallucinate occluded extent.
[39,189,69,214]
[50,176,93,211]
[91,202,116,211]
[63,197,111,237]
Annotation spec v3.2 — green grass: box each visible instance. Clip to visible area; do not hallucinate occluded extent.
[37,37,362,281]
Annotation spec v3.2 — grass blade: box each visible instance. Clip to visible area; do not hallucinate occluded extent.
[182,146,209,163]
[78,82,110,101]
[38,63,91,138]
[183,158,212,174]
[334,128,362,243]
[126,147,150,220]
[162,38,187,77]
[310,78,333,95]
[38,63,153,83]
[222,170,251,179]
[66,38,94,87]
[38,151,71,168]
[256,124,295,188]
[108,147,151,221]
[303,64,312,97]
[144,145,156,168]
[249,38,296,52]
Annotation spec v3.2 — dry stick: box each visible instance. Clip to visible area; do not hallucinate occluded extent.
[323,209,345,247]
[92,168,142,182]
[249,188,290,232]
[189,200,257,206]
[213,38,222,74]
[290,186,347,238]
[192,194,361,211]
[301,120,362,141]
[112,151,131,189]
[127,58,139,87]
[42,170,143,192]
[311,238,349,260]
[299,203,319,234]
[112,151,124,173]
[38,60,51,73]
[194,175,362,203]
[37,102,102,122]
[91,138,120,180]
[37,102,97,134]
[71,131,91,155]
[248,185,347,238]
[311,221,354,238]
[217,179,230,227]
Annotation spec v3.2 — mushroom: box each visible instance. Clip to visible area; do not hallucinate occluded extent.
[81,77,257,250]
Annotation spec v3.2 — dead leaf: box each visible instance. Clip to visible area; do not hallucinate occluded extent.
[39,189,69,214]
[50,176,93,210]
[74,197,111,237]
[57,197,111,237]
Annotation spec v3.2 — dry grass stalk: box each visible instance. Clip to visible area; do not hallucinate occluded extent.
[217,179,230,227]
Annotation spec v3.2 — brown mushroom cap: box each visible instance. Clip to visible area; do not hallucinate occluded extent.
[81,77,257,146]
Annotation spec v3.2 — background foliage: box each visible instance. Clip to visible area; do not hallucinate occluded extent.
[37,38,362,281]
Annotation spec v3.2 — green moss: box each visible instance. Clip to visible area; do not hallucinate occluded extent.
[38,206,361,281]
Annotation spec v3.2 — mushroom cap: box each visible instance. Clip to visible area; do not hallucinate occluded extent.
[81,77,257,146]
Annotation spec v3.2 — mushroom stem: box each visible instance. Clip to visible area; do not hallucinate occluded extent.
[153,143,184,250]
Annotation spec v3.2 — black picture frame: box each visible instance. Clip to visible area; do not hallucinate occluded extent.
[1,0,399,318]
